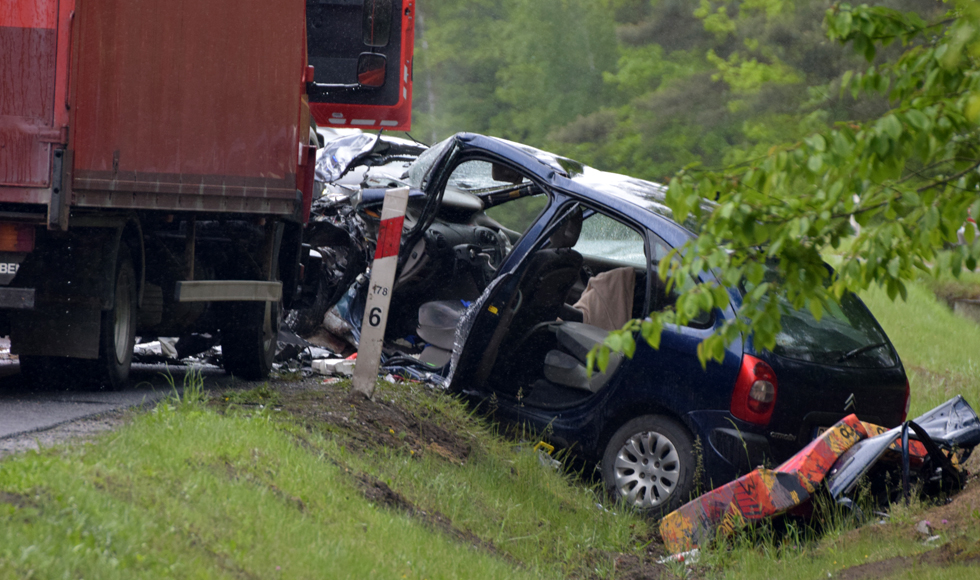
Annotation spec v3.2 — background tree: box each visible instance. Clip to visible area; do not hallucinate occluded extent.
[407,0,977,368]
[594,0,980,368]
[412,0,617,145]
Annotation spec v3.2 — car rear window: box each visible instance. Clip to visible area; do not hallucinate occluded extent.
[746,268,897,368]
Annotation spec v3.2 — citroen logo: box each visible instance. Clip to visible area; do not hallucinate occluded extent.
[844,393,857,412]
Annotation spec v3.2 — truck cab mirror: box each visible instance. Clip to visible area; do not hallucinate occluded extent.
[362,0,393,47]
[357,53,387,88]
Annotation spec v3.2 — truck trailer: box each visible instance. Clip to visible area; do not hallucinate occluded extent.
[0,0,414,388]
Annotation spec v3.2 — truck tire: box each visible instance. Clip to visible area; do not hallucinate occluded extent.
[85,250,138,390]
[220,300,279,380]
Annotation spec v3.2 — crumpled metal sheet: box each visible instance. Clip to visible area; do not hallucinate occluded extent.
[827,395,979,499]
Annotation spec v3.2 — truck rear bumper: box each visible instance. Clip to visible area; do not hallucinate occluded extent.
[175,281,282,303]
[0,287,35,309]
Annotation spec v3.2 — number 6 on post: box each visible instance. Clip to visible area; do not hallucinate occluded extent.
[352,187,410,398]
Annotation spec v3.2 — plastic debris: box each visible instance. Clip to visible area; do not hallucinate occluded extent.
[660,396,980,556]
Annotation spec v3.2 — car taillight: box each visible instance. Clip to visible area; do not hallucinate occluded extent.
[730,354,778,426]
[901,377,910,422]
[0,223,34,253]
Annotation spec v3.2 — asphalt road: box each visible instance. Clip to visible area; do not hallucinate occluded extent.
[0,360,229,440]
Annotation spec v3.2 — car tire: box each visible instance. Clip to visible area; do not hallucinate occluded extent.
[601,415,695,516]
[220,300,280,380]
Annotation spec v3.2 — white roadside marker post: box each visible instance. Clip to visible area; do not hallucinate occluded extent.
[352,187,410,399]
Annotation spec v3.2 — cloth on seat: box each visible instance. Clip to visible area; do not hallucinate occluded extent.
[572,266,636,331]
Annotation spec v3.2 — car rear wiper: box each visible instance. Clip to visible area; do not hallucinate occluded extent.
[837,342,888,363]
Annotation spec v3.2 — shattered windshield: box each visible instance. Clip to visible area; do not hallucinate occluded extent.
[407,137,455,191]
[446,160,525,193]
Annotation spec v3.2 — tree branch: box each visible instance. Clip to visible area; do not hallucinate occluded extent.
[917,160,980,193]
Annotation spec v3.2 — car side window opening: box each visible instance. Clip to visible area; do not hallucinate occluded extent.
[573,211,646,268]
[643,230,714,329]
[404,158,549,304]
[441,159,549,238]
[487,206,651,402]
[562,209,650,330]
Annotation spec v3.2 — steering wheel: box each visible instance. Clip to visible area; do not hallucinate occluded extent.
[454,227,508,291]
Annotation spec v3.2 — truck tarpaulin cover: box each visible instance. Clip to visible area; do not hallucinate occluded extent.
[1,1,61,190]
[68,0,307,215]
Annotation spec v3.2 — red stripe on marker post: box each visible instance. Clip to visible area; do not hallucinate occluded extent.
[374,216,405,260]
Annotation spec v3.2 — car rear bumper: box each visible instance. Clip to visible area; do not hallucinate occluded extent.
[687,410,774,484]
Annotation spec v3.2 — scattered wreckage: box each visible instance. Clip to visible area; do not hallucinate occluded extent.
[285,130,912,517]
[659,395,980,555]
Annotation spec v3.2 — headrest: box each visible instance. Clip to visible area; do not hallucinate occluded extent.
[549,207,583,249]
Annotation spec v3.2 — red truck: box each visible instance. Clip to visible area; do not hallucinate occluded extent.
[0,0,414,388]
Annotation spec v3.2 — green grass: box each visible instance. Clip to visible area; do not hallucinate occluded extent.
[861,281,980,416]
[221,382,283,406]
[4,273,980,579]
[308,381,647,577]
[0,378,649,579]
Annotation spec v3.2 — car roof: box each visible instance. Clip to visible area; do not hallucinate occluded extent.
[456,133,704,236]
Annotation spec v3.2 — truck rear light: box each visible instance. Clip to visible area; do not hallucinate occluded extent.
[0,223,35,252]
[901,378,911,422]
[731,354,778,426]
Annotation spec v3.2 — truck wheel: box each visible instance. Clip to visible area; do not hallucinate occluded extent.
[18,253,137,391]
[221,300,279,380]
[85,251,138,390]
[601,415,695,516]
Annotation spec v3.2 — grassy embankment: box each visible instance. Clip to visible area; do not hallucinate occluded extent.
[0,376,652,579]
[864,273,980,416]
[2,274,980,579]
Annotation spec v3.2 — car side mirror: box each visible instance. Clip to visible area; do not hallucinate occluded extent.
[357,53,387,88]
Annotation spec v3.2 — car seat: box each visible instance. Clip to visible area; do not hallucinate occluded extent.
[505,208,584,342]
[542,321,622,393]
[416,299,468,368]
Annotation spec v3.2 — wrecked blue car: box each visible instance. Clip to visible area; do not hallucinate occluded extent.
[294,132,910,514]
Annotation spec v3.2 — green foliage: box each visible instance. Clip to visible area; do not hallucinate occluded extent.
[412,0,618,145]
[412,1,979,365]
[222,383,283,406]
[644,1,980,364]
[162,368,208,408]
